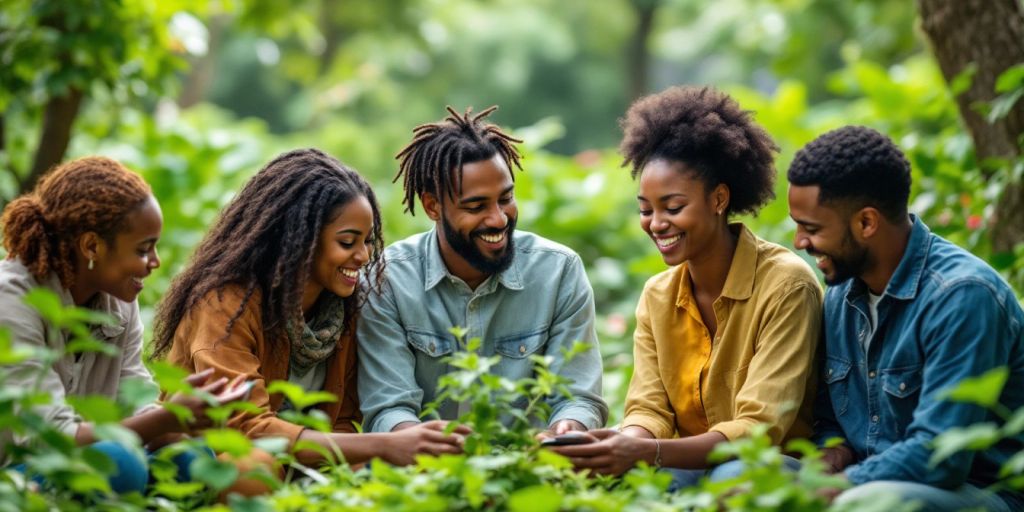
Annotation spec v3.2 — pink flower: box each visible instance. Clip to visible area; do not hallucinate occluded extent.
[967,214,983,230]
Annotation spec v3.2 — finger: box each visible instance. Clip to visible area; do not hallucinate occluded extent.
[587,429,620,440]
[422,429,465,446]
[450,424,472,435]
[199,376,229,394]
[548,442,607,457]
[184,368,214,386]
[420,442,463,456]
[535,430,555,441]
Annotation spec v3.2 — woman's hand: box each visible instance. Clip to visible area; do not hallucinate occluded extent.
[165,368,248,433]
[548,429,657,476]
[380,420,472,466]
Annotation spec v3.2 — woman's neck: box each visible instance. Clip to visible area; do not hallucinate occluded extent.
[687,224,738,300]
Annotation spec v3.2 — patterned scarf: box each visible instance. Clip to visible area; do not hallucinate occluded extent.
[287,294,345,378]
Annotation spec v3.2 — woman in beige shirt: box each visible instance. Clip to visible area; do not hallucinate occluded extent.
[552,86,822,489]
[0,157,244,494]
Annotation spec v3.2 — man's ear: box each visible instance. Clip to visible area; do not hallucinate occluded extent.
[421,193,442,222]
[850,207,881,241]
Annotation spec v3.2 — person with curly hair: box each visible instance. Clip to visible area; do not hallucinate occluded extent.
[788,126,1024,511]
[0,156,246,494]
[357,106,607,435]
[551,86,822,488]
[152,148,468,473]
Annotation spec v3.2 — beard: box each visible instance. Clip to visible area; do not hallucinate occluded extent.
[817,228,870,285]
[441,213,517,276]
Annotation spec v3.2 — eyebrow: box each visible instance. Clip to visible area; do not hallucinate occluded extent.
[792,218,820,229]
[335,228,364,235]
[137,237,159,246]
[636,193,686,201]
[460,185,515,205]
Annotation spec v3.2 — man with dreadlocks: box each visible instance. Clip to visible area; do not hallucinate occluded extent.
[356,106,608,435]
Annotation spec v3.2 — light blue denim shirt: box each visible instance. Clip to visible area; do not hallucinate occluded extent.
[356,228,608,433]
[813,216,1024,502]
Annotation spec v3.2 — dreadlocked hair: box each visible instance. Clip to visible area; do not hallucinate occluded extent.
[1,156,151,288]
[619,85,779,216]
[394,105,524,215]
[150,148,385,361]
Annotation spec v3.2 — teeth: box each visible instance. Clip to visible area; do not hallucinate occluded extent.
[656,235,680,248]
[815,255,827,264]
[340,268,359,278]
[479,232,505,243]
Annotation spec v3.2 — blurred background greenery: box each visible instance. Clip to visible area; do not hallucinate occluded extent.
[3,0,1023,423]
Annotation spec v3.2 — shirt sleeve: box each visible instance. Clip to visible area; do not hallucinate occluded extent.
[845,282,1014,488]
[621,287,678,439]
[356,279,424,432]
[0,286,80,439]
[709,282,822,444]
[545,254,609,430]
[116,301,160,415]
[186,295,305,444]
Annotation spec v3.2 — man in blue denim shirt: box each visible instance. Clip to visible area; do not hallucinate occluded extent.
[357,106,608,438]
[787,126,1024,511]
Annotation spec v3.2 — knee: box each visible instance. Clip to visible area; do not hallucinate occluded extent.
[90,441,148,494]
[707,460,748,482]
[834,481,920,507]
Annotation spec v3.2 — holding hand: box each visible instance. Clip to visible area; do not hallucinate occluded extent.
[381,420,472,466]
[166,369,254,433]
[548,429,657,476]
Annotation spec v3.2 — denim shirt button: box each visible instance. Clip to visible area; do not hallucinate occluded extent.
[871,415,879,422]
[899,382,906,391]
[429,342,437,352]
[519,345,526,354]
[827,368,833,376]
[868,371,876,379]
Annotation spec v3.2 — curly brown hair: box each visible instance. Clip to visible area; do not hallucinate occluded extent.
[1,157,151,287]
[619,86,778,216]
[150,148,385,361]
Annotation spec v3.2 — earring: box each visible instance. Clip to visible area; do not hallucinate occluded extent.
[88,259,94,270]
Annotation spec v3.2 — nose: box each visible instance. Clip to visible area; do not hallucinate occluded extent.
[484,203,508,229]
[650,210,670,233]
[149,248,161,270]
[793,231,810,251]
[354,241,370,265]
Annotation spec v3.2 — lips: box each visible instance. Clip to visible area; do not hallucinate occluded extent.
[652,233,682,254]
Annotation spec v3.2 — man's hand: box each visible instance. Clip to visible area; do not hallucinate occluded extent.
[380,420,472,466]
[536,419,587,440]
[820,445,854,474]
[548,429,656,476]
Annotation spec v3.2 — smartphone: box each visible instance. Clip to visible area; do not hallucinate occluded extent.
[540,433,592,446]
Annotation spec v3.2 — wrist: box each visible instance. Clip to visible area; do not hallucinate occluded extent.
[645,438,662,467]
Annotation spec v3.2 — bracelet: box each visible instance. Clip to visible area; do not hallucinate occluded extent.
[653,438,662,468]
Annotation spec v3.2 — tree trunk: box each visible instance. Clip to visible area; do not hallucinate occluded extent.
[178,15,229,109]
[25,87,83,192]
[917,0,1024,252]
[626,0,659,101]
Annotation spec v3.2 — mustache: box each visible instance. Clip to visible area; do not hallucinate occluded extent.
[472,225,513,238]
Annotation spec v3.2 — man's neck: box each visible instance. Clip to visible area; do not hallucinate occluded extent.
[861,217,914,295]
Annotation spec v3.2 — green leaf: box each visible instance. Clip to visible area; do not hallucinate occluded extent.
[149,361,192,395]
[253,437,289,455]
[1000,450,1024,478]
[117,377,160,412]
[265,381,337,410]
[929,423,1001,466]
[66,471,113,495]
[1003,408,1024,436]
[66,395,122,424]
[996,64,1024,93]
[190,455,239,491]
[205,428,253,458]
[941,367,1009,408]
[950,63,977,95]
[988,89,1024,123]
[0,328,34,364]
[508,484,561,512]
[152,481,207,500]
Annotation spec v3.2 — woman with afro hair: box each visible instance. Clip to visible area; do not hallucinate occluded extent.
[151,148,468,478]
[551,86,823,489]
[0,157,248,494]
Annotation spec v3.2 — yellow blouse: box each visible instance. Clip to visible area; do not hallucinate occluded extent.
[622,224,822,444]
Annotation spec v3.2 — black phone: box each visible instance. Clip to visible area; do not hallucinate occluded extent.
[540,433,591,446]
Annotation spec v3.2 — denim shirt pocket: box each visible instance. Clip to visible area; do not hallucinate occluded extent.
[881,364,923,429]
[495,328,548,359]
[407,329,455,358]
[824,356,853,416]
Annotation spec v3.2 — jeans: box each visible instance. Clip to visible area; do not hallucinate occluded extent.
[11,440,208,495]
[835,480,1015,512]
[663,455,802,492]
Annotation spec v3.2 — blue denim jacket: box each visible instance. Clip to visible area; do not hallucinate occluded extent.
[356,228,608,433]
[814,216,1024,493]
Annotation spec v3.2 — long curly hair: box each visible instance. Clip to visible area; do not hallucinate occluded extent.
[150,148,385,360]
[1,156,151,287]
[619,85,779,216]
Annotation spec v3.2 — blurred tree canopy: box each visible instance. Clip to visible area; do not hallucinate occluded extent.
[2,0,1024,417]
